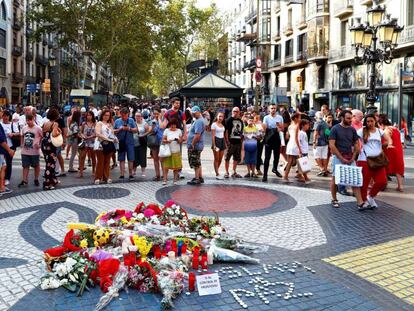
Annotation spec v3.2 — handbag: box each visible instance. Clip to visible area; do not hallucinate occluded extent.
[101,140,116,154]
[133,133,140,147]
[159,143,171,158]
[297,156,312,173]
[366,152,389,170]
[51,134,63,148]
[11,124,21,148]
[78,139,86,149]
[147,134,160,148]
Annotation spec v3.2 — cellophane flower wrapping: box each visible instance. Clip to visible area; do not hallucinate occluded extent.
[95,265,128,311]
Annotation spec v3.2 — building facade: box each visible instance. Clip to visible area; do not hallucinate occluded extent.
[225,0,414,125]
[0,0,11,105]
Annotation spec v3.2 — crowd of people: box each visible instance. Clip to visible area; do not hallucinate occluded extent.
[0,99,406,210]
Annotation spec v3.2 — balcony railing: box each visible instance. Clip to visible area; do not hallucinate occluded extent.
[283,24,293,36]
[12,45,23,57]
[333,0,353,19]
[36,55,49,66]
[13,72,24,82]
[328,45,355,63]
[400,25,414,44]
[245,10,257,23]
[13,19,23,31]
[243,58,256,70]
[25,50,33,61]
[308,2,329,17]
[25,75,36,84]
[307,42,329,61]
[268,59,281,68]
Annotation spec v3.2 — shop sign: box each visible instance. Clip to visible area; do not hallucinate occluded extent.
[313,92,329,100]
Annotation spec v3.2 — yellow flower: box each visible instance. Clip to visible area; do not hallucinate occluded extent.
[67,223,96,231]
[94,241,99,247]
[80,239,88,248]
[132,235,152,261]
[120,216,128,224]
[95,212,107,223]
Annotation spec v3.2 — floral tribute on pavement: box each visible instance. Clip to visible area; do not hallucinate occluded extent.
[40,200,264,310]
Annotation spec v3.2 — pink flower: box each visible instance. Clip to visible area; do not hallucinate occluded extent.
[143,209,155,218]
[164,200,176,208]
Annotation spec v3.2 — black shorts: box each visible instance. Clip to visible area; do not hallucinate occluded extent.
[22,154,40,168]
[214,137,226,151]
[225,143,242,162]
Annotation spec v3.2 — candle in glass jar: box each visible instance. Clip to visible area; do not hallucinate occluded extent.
[192,247,200,270]
[188,272,196,292]
[201,253,208,269]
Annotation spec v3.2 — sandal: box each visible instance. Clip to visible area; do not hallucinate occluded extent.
[224,173,230,179]
[396,187,404,192]
[232,173,242,178]
[331,199,340,208]
[18,181,28,188]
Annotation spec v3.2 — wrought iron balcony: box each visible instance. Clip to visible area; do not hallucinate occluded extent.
[243,58,256,70]
[245,10,257,23]
[13,19,23,31]
[13,72,24,83]
[333,0,353,19]
[36,55,49,66]
[25,50,33,61]
[12,45,23,57]
[307,42,329,61]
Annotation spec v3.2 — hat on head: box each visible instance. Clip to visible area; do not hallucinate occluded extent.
[191,106,201,113]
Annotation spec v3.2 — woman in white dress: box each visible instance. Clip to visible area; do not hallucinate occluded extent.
[283,113,301,183]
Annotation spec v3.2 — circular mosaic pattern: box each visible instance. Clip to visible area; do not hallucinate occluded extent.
[156,184,296,217]
[73,187,130,199]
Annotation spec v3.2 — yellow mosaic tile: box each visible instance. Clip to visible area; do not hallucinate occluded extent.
[323,236,414,306]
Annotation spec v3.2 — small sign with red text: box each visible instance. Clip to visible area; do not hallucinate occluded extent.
[196,273,222,296]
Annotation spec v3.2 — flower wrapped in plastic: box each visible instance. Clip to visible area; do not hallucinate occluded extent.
[95,265,128,311]
[208,244,260,264]
[157,269,186,310]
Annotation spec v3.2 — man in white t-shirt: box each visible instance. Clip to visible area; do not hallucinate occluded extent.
[19,106,42,127]
[261,103,284,182]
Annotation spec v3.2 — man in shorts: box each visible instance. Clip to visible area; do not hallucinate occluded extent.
[18,114,43,187]
[329,110,369,210]
[187,106,205,185]
[224,107,244,178]
[313,111,329,176]
[114,108,137,180]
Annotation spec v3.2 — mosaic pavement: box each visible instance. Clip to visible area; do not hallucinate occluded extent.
[0,179,414,311]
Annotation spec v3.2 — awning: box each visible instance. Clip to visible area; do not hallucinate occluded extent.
[70,89,93,97]
[123,94,138,100]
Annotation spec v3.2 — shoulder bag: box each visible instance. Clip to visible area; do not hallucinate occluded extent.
[159,143,171,158]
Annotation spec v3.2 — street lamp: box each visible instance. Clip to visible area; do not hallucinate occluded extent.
[349,0,403,114]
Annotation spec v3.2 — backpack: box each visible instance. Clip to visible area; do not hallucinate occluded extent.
[165,109,183,129]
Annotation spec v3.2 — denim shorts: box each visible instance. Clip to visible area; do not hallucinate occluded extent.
[118,143,135,162]
[331,155,355,176]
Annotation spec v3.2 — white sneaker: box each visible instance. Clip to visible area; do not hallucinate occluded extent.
[367,196,378,208]
[5,180,9,186]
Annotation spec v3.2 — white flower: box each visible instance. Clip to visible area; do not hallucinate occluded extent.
[168,209,174,215]
[69,274,77,283]
[108,219,116,225]
[172,204,177,208]
[54,263,68,277]
[137,213,145,220]
[40,277,61,290]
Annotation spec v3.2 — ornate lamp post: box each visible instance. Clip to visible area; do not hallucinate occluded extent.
[349,0,403,114]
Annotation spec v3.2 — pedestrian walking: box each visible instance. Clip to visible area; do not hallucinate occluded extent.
[0,119,15,195]
[94,109,117,185]
[148,109,162,181]
[211,111,226,179]
[243,115,260,178]
[254,114,264,175]
[67,110,81,173]
[224,107,243,178]
[114,107,137,180]
[133,112,150,177]
[161,119,183,185]
[41,108,61,191]
[18,114,43,187]
[356,114,393,208]
[261,104,284,182]
[78,111,96,178]
[378,114,405,192]
[297,119,311,183]
[0,110,19,186]
[329,110,368,209]
[187,106,205,185]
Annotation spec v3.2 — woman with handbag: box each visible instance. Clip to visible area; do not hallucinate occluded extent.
[94,109,117,185]
[41,108,62,190]
[378,114,405,192]
[356,114,393,208]
[161,119,182,185]
[67,110,81,173]
[78,111,96,178]
[133,112,150,177]
[283,113,301,183]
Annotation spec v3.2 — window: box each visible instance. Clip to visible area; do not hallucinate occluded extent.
[274,44,281,59]
[285,39,293,57]
[297,34,306,53]
[341,20,349,46]
[287,71,291,91]
[1,1,6,21]
[0,29,5,49]
[408,0,414,25]
[0,58,5,76]
[318,64,325,89]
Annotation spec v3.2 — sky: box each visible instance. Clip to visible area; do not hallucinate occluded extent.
[196,0,234,13]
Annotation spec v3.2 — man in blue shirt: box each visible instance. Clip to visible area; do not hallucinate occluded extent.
[114,108,137,180]
[187,106,205,185]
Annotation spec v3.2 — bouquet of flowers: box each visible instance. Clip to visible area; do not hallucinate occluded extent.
[159,203,188,229]
[188,216,225,238]
[158,269,186,309]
